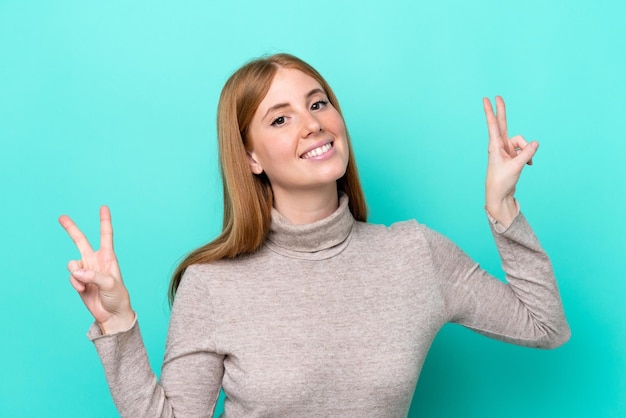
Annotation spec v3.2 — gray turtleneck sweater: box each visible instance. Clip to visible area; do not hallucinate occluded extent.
[89,196,570,417]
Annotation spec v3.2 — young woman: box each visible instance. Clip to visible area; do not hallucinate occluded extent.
[59,53,570,417]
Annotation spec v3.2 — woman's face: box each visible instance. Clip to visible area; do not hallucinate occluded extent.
[246,68,349,198]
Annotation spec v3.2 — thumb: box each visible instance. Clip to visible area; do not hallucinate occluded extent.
[72,269,114,290]
[517,141,539,167]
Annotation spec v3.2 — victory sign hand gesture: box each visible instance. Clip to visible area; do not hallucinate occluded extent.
[483,96,539,227]
[59,206,134,334]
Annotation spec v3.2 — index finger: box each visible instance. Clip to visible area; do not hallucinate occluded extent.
[58,214,94,256]
[100,205,114,251]
[482,97,501,145]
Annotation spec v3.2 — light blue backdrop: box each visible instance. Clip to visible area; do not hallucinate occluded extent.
[1,0,624,416]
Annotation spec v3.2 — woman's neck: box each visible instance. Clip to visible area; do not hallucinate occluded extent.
[272,184,339,225]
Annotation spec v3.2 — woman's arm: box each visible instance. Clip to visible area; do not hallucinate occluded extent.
[425,213,570,348]
[427,97,570,346]
[88,272,224,417]
[60,209,223,417]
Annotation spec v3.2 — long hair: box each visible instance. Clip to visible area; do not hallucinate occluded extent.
[169,53,367,304]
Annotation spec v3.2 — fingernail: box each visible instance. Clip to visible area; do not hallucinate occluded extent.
[73,269,85,278]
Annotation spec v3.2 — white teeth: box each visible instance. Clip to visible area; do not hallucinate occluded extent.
[301,143,332,159]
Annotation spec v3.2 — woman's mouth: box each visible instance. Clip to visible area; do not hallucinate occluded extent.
[300,142,333,159]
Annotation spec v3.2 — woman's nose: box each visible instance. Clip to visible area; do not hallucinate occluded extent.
[300,112,323,137]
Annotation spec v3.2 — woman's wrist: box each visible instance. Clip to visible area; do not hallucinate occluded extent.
[98,309,136,335]
[485,195,518,228]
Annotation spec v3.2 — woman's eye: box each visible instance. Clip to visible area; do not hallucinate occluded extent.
[271,116,286,126]
[311,100,328,111]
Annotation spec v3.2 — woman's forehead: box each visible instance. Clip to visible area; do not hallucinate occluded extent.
[262,68,324,103]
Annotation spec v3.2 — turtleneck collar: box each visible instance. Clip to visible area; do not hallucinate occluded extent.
[264,194,355,260]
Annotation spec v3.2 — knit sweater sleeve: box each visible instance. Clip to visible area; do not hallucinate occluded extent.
[89,265,224,417]
[423,212,571,348]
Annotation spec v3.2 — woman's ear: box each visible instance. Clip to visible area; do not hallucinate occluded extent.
[246,151,264,175]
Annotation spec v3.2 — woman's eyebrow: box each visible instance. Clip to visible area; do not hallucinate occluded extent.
[306,88,325,98]
[263,102,289,121]
[262,88,326,121]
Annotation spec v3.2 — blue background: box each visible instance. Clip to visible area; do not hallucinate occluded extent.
[1,0,624,416]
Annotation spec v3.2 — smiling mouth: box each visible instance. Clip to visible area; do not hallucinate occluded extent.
[300,142,333,159]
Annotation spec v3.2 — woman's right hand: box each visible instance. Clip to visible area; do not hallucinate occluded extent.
[59,206,135,334]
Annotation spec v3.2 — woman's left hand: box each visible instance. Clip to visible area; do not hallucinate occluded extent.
[483,96,538,227]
